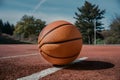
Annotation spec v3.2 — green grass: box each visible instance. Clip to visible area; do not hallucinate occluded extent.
[96,39,105,44]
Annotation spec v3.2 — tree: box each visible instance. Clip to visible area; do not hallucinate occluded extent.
[104,15,120,44]
[0,19,3,35]
[74,1,105,44]
[3,22,14,35]
[14,15,46,39]
[0,19,14,35]
[35,19,46,36]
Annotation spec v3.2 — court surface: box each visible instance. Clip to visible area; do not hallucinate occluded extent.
[0,45,120,80]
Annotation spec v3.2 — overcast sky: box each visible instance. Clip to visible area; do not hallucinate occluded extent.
[0,0,120,29]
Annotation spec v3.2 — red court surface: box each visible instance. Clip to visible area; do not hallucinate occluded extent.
[0,45,120,80]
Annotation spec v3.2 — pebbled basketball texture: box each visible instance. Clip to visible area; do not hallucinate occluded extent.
[38,20,82,65]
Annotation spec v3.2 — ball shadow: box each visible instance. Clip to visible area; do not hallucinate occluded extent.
[65,60,115,70]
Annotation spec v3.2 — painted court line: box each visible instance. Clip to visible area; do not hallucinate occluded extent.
[17,57,88,80]
[0,53,38,59]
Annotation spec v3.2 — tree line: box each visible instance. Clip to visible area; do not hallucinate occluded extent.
[0,1,120,44]
[0,19,14,35]
[102,16,120,44]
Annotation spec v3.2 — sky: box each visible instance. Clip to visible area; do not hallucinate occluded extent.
[0,0,120,29]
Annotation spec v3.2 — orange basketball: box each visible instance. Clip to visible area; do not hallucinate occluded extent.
[38,20,82,65]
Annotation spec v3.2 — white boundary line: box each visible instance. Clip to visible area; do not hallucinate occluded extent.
[0,53,38,59]
[17,57,88,80]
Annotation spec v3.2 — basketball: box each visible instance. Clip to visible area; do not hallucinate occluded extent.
[38,20,82,65]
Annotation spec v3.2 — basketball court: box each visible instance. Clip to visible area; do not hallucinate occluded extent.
[0,45,120,80]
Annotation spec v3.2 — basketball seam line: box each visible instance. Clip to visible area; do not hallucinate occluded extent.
[39,37,82,48]
[41,51,79,59]
[38,23,73,44]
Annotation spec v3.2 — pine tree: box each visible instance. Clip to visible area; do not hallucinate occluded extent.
[0,19,3,34]
[74,1,105,44]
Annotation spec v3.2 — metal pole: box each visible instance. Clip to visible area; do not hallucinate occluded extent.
[94,19,96,45]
